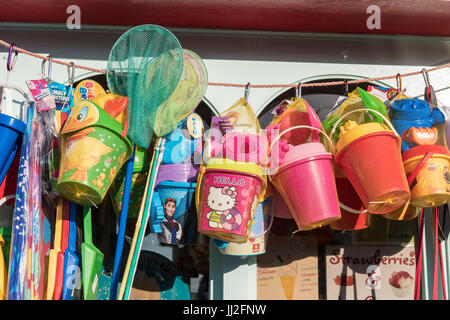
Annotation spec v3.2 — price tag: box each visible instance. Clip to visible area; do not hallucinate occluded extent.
[26,79,56,112]
[186,113,203,139]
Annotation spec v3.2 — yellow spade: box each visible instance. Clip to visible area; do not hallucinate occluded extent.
[46,197,64,300]
[0,233,7,300]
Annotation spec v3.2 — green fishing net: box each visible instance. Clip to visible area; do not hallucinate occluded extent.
[153,49,208,137]
[106,25,184,148]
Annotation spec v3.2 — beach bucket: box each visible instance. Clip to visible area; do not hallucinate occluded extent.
[196,159,266,243]
[150,163,200,246]
[331,109,410,214]
[109,146,150,218]
[216,196,273,256]
[330,172,371,231]
[269,125,341,231]
[402,144,450,208]
[0,114,26,185]
[57,100,132,206]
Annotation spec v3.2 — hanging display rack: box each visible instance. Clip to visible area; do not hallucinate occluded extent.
[1,39,450,89]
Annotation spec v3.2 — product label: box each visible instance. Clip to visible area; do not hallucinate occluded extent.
[49,81,74,112]
[74,80,106,105]
[26,79,56,112]
[186,113,204,139]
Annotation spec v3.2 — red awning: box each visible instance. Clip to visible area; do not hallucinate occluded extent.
[1,0,450,37]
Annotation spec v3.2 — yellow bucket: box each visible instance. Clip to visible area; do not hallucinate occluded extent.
[402,145,450,208]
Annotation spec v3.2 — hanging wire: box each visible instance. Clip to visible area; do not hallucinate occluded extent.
[244,82,250,102]
[422,68,431,87]
[296,81,302,98]
[6,43,18,72]
[1,39,450,89]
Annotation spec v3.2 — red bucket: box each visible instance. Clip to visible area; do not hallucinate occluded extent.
[330,176,371,231]
[332,109,410,214]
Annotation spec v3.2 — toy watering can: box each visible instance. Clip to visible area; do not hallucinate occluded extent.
[162,117,201,164]
[57,99,132,206]
[389,98,445,152]
[331,108,410,214]
[207,116,268,166]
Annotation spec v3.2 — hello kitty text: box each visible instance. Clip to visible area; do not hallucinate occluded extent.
[213,176,246,186]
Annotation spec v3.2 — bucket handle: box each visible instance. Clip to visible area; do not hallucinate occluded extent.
[329,108,400,147]
[195,166,206,214]
[269,125,336,156]
[304,101,321,142]
[339,201,368,214]
[407,152,434,187]
[0,195,15,208]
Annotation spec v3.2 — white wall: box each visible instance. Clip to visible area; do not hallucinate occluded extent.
[1,24,450,300]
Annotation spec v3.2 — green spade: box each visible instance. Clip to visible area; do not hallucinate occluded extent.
[357,87,388,123]
[81,206,104,300]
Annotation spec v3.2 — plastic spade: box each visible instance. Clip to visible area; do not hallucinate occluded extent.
[110,145,136,300]
[53,199,70,299]
[46,197,63,300]
[0,232,7,300]
[81,206,103,300]
[62,202,81,300]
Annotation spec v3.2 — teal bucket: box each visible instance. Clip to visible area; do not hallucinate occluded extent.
[150,180,198,246]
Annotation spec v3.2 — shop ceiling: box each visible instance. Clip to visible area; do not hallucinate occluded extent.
[1,0,450,37]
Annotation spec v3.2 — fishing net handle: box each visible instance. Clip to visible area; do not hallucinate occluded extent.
[329,108,400,146]
[268,125,336,156]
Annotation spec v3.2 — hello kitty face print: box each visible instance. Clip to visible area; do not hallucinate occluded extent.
[206,185,242,231]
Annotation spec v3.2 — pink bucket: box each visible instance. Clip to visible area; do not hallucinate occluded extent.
[195,160,266,243]
[269,126,341,230]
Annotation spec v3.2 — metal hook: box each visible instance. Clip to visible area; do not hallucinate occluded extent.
[244,82,250,103]
[7,43,18,72]
[396,73,402,92]
[41,55,52,80]
[422,68,431,87]
[296,82,302,98]
[67,62,75,87]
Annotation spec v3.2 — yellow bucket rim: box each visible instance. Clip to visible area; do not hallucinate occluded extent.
[336,122,393,152]
[205,158,264,179]
[403,152,450,167]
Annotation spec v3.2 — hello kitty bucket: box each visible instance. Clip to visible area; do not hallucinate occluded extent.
[196,158,266,243]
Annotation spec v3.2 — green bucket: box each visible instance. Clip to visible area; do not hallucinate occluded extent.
[109,146,151,219]
[57,100,132,206]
